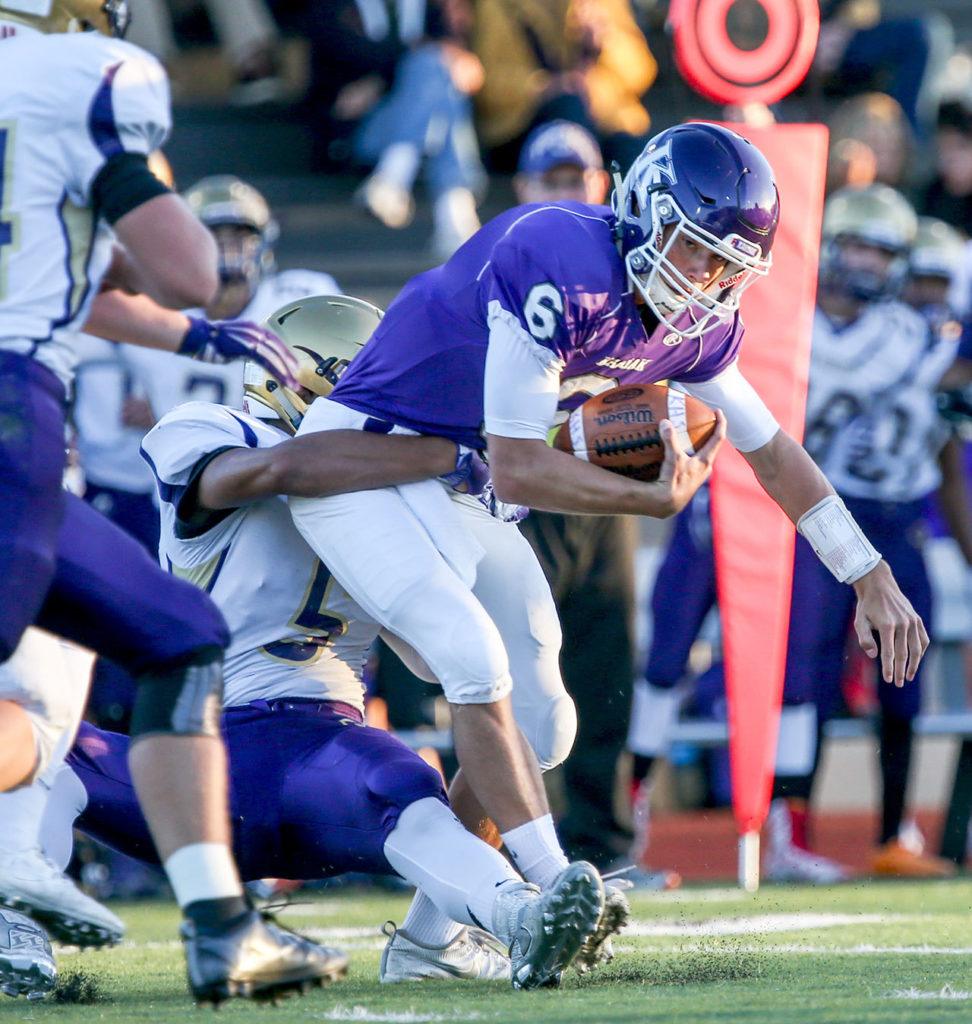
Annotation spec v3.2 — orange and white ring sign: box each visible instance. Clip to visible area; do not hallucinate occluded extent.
[669,0,820,106]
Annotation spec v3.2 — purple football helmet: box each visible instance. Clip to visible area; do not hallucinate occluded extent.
[612,123,780,339]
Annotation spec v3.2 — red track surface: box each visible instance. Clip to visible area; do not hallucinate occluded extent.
[647,809,954,881]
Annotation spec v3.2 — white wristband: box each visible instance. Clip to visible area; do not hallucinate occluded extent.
[797,495,882,584]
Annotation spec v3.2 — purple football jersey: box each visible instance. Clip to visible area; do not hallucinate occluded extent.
[332,202,744,448]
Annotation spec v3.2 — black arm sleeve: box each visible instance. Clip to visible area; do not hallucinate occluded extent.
[91,151,171,225]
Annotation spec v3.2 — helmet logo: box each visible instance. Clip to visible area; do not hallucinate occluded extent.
[634,140,677,191]
[663,333,682,347]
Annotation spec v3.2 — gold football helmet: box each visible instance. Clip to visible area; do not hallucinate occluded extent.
[909,217,964,282]
[243,295,383,434]
[0,0,130,37]
[822,184,918,253]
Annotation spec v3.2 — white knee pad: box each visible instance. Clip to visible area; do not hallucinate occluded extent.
[526,691,578,772]
[0,629,94,784]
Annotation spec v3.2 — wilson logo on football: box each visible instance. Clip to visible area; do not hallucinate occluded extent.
[593,409,655,427]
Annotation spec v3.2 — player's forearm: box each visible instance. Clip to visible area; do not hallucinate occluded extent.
[487,435,679,517]
[84,290,190,352]
[742,428,836,523]
[198,431,458,508]
[112,194,219,309]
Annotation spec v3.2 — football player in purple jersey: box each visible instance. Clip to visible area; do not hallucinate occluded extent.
[287,123,927,968]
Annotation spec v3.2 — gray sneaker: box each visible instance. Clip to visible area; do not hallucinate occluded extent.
[379,921,510,982]
[0,907,57,1000]
[497,863,605,990]
[573,879,631,974]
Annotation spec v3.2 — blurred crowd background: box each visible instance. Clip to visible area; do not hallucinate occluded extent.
[68,0,972,897]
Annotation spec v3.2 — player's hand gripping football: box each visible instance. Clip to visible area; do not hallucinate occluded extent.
[852,562,929,687]
[180,317,300,389]
[654,409,727,516]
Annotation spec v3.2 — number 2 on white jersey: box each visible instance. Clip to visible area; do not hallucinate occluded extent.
[0,123,20,302]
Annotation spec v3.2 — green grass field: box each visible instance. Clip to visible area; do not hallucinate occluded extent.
[6,880,972,1023]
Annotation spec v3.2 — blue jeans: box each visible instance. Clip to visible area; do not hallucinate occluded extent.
[354,44,484,198]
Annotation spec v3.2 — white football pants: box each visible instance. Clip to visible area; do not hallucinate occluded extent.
[291,400,576,770]
[0,628,94,785]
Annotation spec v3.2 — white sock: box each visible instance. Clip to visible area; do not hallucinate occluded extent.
[374,142,421,191]
[163,843,243,908]
[401,890,463,947]
[39,765,88,871]
[0,779,47,854]
[383,797,521,933]
[500,814,569,889]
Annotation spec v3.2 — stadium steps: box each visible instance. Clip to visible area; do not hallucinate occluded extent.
[168,104,515,307]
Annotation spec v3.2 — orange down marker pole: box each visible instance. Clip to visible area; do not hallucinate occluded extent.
[710,124,827,888]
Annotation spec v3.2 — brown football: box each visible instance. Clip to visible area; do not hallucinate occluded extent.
[553,383,718,482]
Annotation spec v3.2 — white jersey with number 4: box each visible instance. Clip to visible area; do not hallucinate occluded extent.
[803,301,959,503]
[0,27,170,384]
[141,401,376,710]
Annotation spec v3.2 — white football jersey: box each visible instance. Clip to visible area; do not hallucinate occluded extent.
[74,269,340,494]
[0,28,170,384]
[141,401,376,709]
[803,301,959,502]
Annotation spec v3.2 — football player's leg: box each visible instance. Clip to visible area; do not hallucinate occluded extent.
[629,504,718,776]
[767,536,854,883]
[0,355,66,666]
[441,496,576,886]
[0,636,123,947]
[290,484,551,835]
[868,511,951,875]
[33,495,254,934]
[0,356,69,789]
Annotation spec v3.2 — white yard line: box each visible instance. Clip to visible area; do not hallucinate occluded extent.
[624,913,901,937]
[887,986,972,1000]
[615,942,972,956]
[316,1008,482,1022]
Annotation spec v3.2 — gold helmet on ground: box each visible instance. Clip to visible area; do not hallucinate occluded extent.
[0,0,130,36]
[243,295,383,434]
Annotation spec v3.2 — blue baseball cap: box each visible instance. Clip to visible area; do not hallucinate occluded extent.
[518,120,603,175]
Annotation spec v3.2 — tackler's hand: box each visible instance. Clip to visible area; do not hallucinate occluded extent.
[180,317,300,390]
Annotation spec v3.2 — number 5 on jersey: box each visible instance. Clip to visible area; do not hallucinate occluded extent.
[261,559,348,664]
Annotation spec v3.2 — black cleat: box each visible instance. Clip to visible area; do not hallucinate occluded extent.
[181,910,348,1006]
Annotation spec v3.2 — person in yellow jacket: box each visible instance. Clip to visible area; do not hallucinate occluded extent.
[473,0,656,168]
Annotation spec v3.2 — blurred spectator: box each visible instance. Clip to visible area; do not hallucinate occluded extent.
[919,100,972,237]
[826,92,911,192]
[300,0,485,260]
[127,0,284,103]
[473,0,656,171]
[814,1,951,140]
[513,119,609,204]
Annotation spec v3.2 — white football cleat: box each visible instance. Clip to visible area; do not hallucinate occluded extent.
[495,863,605,990]
[0,849,124,948]
[573,879,632,974]
[0,907,57,1000]
[764,800,849,884]
[379,921,510,982]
